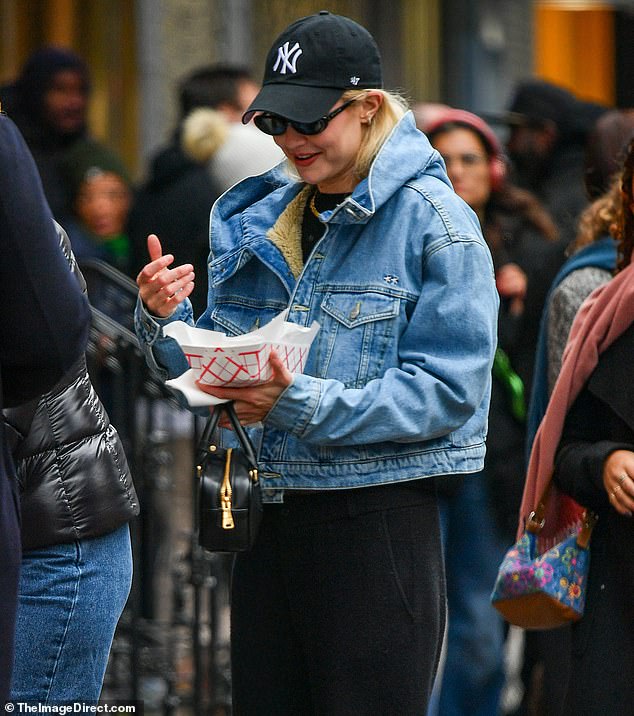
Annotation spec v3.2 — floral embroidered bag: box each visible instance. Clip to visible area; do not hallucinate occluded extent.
[491,486,597,630]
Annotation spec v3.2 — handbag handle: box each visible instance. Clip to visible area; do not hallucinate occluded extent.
[196,402,258,468]
[526,482,553,533]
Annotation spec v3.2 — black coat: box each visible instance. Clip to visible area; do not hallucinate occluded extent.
[1,81,88,225]
[554,323,634,715]
[4,227,139,551]
[513,141,590,254]
[484,206,563,540]
[0,113,90,702]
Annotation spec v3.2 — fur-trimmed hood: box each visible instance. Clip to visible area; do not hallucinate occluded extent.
[181,108,229,164]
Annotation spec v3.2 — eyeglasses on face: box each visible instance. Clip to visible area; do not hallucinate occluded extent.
[441,152,488,169]
[254,98,358,136]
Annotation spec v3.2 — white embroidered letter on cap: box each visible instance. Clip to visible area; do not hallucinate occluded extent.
[272,41,303,74]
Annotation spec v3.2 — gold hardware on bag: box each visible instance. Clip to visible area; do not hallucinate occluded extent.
[576,510,597,549]
[220,448,235,530]
[249,468,259,483]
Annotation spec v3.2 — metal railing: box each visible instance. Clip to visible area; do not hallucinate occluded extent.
[81,260,231,715]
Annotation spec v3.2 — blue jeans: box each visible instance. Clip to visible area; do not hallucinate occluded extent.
[428,474,508,716]
[11,524,132,704]
[0,473,21,704]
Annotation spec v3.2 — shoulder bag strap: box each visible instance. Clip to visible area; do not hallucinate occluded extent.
[527,478,597,548]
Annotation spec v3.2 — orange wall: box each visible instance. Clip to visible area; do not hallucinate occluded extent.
[535,3,615,106]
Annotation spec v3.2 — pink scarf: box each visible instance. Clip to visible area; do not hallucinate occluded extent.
[518,260,634,546]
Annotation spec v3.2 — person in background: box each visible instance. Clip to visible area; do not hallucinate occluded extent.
[500,79,607,252]
[5,222,139,706]
[134,11,498,715]
[127,66,226,315]
[518,107,634,716]
[425,108,558,716]
[541,109,634,402]
[0,111,90,704]
[178,64,284,193]
[584,108,634,202]
[518,137,634,715]
[0,47,126,227]
[61,139,134,275]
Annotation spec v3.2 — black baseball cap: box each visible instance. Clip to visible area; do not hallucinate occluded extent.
[242,11,383,124]
[505,80,580,128]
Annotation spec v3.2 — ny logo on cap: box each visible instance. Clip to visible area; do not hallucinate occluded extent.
[273,41,302,74]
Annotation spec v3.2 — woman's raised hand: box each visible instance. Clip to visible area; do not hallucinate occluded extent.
[136,234,195,318]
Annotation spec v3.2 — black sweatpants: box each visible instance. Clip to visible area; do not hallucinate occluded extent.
[231,480,446,716]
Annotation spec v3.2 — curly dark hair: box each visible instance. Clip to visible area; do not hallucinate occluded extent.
[570,176,621,256]
[613,137,634,272]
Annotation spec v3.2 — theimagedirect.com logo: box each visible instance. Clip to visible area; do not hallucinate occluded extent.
[4,704,141,715]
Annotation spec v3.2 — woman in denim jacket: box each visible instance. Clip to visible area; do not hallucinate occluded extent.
[135,12,498,715]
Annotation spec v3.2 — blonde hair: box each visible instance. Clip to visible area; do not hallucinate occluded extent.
[283,89,410,185]
[341,89,410,180]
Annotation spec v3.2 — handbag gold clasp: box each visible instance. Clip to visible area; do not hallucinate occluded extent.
[221,448,235,530]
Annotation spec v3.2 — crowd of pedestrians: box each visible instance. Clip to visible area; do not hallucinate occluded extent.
[2,10,634,715]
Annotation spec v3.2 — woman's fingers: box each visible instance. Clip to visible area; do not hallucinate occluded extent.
[603,450,634,516]
[137,262,195,317]
[609,472,634,517]
[269,349,293,385]
[137,234,174,282]
[153,266,195,298]
[135,234,195,317]
[147,233,163,262]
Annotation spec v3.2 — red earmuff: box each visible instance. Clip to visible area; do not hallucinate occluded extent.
[489,156,506,192]
[425,108,507,192]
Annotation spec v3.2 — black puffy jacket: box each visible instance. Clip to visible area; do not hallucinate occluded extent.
[3,226,139,551]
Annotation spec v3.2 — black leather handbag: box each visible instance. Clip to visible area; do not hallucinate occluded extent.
[196,402,262,552]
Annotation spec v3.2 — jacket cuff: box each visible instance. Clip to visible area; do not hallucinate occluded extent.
[134,297,193,345]
[265,373,321,436]
[134,298,192,381]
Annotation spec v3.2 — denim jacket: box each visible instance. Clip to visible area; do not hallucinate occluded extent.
[136,112,498,501]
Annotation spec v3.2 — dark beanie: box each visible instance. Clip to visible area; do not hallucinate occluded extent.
[507,79,607,143]
[16,47,90,118]
[61,139,131,201]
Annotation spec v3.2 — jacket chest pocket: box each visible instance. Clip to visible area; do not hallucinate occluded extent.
[314,291,400,387]
[211,300,288,337]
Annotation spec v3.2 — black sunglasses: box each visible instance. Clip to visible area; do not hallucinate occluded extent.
[254,98,358,136]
